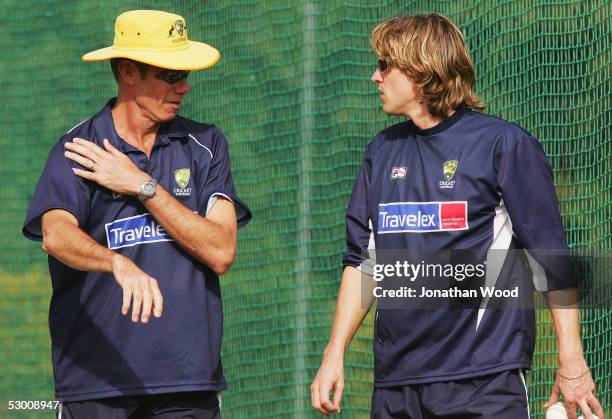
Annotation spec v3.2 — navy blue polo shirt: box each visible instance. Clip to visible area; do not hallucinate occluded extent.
[343,106,574,386]
[23,99,252,402]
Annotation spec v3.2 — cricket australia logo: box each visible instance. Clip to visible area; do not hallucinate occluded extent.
[173,168,192,197]
[168,20,187,41]
[439,160,458,189]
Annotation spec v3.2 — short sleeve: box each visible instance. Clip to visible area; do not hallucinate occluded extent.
[342,145,375,272]
[497,136,575,291]
[197,128,252,228]
[23,141,91,241]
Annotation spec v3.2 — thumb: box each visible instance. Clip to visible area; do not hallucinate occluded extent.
[544,384,560,408]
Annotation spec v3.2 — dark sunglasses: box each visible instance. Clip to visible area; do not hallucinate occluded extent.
[155,69,190,84]
[377,57,393,73]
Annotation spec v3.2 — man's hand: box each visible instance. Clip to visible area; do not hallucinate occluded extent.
[544,367,604,419]
[544,289,605,419]
[64,138,149,195]
[111,254,163,323]
[311,351,345,416]
[42,209,164,324]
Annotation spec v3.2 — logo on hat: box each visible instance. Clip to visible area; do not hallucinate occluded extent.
[168,20,187,38]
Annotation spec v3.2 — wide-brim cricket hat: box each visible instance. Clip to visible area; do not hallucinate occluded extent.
[82,10,220,70]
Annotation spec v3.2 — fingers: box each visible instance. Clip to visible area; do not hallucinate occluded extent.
[566,400,578,419]
[71,167,96,180]
[150,278,164,318]
[578,398,594,419]
[70,137,106,158]
[65,138,117,171]
[141,286,152,323]
[544,384,560,408]
[311,381,322,415]
[103,138,124,156]
[132,290,143,323]
[311,379,331,416]
[122,288,132,316]
[587,394,604,419]
[64,150,96,171]
[332,381,344,413]
[122,278,162,323]
[113,256,163,324]
[319,380,338,415]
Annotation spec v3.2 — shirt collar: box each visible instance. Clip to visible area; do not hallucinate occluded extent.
[92,98,188,153]
[410,105,467,137]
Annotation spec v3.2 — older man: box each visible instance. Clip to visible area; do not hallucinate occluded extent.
[23,10,250,419]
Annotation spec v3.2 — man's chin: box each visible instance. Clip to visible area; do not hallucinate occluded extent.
[382,106,402,116]
[160,111,178,122]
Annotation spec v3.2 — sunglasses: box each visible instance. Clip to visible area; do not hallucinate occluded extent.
[155,69,190,84]
[377,57,393,73]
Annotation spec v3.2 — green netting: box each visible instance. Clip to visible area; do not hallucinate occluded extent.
[1,0,611,417]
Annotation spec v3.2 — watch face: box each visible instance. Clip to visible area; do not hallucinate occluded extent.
[142,183,155,196]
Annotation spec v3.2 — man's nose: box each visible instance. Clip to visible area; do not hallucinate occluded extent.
[174,78,190,94]
[371,69,383,83]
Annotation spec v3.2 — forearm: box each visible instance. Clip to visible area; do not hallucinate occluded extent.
[325,266,376,359]
[42,212,117,272]
[63,138,236,273]
[545,288,587,370]
[143,185,235,273]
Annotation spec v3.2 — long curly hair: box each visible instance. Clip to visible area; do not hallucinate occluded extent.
[371,13,485,118]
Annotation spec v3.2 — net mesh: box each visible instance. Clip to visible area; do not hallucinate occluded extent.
[1,0,610,417]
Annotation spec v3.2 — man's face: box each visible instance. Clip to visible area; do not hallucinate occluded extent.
[132,65,191,123]
[371,59,421,116]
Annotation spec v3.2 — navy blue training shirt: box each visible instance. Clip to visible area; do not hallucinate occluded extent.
[23,99,252,401]
[343,106,575,386]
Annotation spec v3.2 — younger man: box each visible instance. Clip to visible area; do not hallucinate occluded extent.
[311,13,603,419]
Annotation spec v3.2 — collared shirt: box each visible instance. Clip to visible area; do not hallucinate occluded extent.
[23,99,252,401]
[343,107,574,386]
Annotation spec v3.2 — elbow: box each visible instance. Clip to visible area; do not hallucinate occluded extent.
[210,244,236,275]
[41,231,57,256]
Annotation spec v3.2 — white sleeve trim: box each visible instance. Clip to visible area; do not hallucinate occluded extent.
[525,251,549,292]
[188,134,213,159]
[206,192,247,221]
[66,118,89,134]
[357,219,376,276]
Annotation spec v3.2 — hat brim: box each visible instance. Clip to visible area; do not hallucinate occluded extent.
[82,40,220,71]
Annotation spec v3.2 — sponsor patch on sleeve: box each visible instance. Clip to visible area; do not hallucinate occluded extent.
[378,201,468,234]
[105,213,174,249]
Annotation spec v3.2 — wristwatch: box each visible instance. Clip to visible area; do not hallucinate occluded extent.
[137,178,158,202]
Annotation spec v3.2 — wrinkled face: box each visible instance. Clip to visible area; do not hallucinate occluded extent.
[371,59,421,116]
[131,65,191,123]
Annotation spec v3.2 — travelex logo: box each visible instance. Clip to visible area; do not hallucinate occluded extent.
[105,213,173,250]
[378,201,468,234]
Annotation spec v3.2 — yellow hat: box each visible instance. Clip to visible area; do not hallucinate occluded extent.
[82,10,220,70]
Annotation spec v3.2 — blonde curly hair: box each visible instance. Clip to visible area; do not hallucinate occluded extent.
[371,13,485,118]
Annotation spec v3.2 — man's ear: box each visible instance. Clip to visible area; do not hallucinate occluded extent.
[117,60,142,86]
